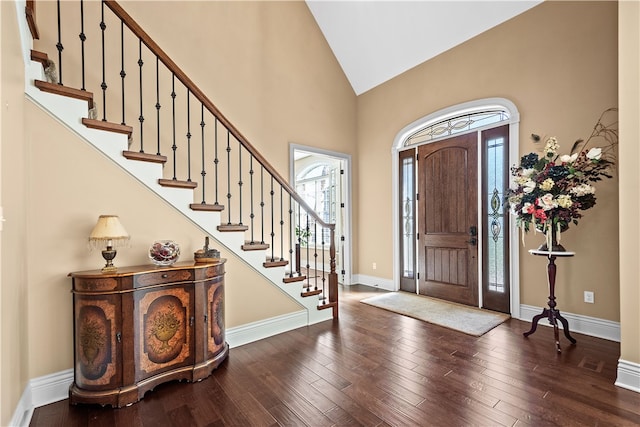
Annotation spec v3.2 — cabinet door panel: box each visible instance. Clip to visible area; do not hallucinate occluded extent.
[135,285,194,381]
[74,294,121,390]
[206,278,225,358]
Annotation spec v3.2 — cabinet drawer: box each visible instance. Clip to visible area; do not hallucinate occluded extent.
[74,277,119,292]
[134,269,193,288]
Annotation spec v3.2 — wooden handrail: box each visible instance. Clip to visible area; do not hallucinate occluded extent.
[104,1,333,232]
[26,0,40,39]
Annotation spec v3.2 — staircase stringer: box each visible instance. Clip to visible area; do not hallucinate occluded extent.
[23,60,332,329]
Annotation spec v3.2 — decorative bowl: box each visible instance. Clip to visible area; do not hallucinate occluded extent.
[149,240,180,266]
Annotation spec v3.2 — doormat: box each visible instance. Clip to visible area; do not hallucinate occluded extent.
[360,292,510,337]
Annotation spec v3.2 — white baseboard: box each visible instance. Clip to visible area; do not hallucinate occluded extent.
[9,369,74,427]
[225,310,308,348]
[352,274,395,291]
[519,304,620,342]
[616,359,640,393]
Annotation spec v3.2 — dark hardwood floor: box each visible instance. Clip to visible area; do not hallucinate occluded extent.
[31,285,640,426]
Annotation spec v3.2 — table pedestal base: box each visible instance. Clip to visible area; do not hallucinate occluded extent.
[524,249,578,353]
[523,307,576,353]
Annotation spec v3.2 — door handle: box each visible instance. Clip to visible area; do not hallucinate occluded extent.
[467,226,477,245]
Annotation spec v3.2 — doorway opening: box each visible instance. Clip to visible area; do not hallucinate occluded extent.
[392,98,521,316]
[290,144,352,285]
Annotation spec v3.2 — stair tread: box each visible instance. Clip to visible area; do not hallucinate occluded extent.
[241,241,269,251]
[217,224,249,232]
[82,118,133,136]
[34,80,93,108]
[301,289,323,297]
[123,150,167,164]
[158,178,197,189]
[190,203,224,212]
[283,275,306,283]
[263,259,288,268]
[30,50,48,66]
[317,301,337,311]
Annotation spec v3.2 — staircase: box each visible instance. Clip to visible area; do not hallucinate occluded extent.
[20,0,338,328]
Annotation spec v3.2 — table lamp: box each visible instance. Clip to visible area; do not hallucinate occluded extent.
[88,215,130,272]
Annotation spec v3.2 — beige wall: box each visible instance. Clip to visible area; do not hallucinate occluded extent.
[2,0,357,418]
[619,1,640,365]
[1,2,30,424]
[357,1,620,321]
[25,101,304,377]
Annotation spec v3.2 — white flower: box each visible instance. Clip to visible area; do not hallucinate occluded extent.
[559,153,578,163]
[537,193,558,211]
[521,202,533,214]
[544,137,559,156]
[586,147,602,160]
[556,194,573,208]
[521,168,535,177]
[522,180,536,193]
[570,183,596,197]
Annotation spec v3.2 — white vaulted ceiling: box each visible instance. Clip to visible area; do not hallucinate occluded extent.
[306,1,542,95]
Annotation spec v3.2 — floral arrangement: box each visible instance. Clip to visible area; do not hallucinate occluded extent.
[507,109,617,248]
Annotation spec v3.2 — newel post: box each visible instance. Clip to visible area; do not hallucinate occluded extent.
[329,226,338,318]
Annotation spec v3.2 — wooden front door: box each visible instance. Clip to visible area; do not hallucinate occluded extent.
[417,133,478,306]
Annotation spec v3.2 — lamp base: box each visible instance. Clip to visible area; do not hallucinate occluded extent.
[101,247,118,273]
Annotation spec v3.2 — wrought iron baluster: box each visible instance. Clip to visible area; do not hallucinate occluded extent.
[321,227,327,302]
[280,185,284,261]
[305,214,310,291]
[155,57,161,155]
[79,0,85,90]
[56,0,63,85]
[138,40,144,150]
[288,195,293,277]
[238,141,243,224]
[297,202,302,276]
[214,118,219,206]
[199,104,206,203]
[186,89,191,182]
[226,131,232,225]
[119,22,126,125]
[269,176,275,261]
[314,221,318,291]
[249,156,255,243]
[260,166,265,244]
[170,74,177,180]
[100,0,107,120]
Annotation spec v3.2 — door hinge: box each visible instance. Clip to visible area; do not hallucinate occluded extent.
[416,193,419,200]
[416,153,419,161]
[341,269,345,275]
[340,169,344,175]
[417,272,420,280]
[340,236,345,241]
[340,203,345,208]
[416,233,419,240]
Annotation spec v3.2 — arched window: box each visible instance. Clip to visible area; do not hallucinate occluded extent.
[404,109,510,146]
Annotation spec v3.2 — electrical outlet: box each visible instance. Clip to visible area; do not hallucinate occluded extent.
[372,262,377,270]
[584,291,594,304]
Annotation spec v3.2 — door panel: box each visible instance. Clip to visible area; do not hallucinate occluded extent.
[418,133,478,306]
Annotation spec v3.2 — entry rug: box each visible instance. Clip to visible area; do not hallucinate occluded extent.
[360,292,510,337]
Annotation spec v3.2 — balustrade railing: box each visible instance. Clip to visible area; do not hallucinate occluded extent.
[32,0,338,312]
